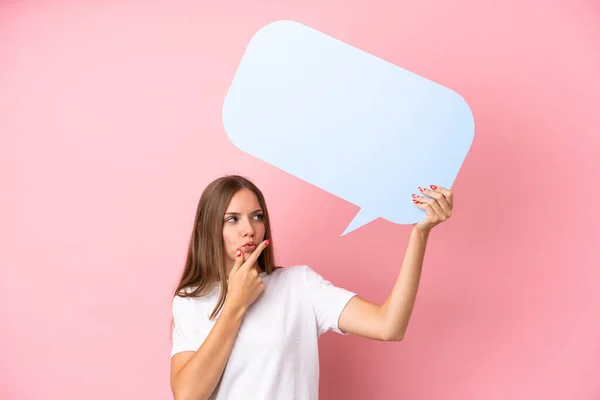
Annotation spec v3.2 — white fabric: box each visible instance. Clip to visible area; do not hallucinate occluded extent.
[171,264,357,400]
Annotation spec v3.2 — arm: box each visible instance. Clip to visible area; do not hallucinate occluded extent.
[338,185,453,341]
[338,226,428,341]
[170,303,246,400]
[379,226,429,340]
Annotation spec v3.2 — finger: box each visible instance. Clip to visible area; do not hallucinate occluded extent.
[425,184,453,209]
[243,239,270,269]
[413,195,445,218]
[412,197,436,216]
[231,248,244,273]
[418,186,452,216]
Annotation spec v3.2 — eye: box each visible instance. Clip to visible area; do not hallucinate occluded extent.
[254,214,264,221]
[225,216,238,223]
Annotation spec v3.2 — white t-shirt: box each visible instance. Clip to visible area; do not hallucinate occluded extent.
[171,264,357,399]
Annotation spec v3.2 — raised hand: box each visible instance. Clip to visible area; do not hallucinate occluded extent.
[412,185,454,233]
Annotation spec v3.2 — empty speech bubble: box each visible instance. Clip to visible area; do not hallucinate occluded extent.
[222,20,474,236]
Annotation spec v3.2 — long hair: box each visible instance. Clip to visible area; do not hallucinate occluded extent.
[173,175,277,320]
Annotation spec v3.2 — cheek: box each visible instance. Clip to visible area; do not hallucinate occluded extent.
[222,228,235,251]
[257,222,266,238]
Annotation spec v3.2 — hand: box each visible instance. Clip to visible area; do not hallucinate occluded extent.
[412,185,453,233]
[225,239,270,313]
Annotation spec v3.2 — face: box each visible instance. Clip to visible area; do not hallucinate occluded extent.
[222,188,266,271]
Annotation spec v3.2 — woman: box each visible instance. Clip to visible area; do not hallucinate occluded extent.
[169,175,453,400]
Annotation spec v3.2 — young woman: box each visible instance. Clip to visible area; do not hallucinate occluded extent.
[169,175,453,400]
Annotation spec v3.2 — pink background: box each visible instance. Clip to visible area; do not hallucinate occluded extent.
[1,1,599,399]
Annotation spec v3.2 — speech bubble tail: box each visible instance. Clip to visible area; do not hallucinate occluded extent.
[341,209,377,236]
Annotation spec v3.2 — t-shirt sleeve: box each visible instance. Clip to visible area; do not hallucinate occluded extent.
[303,265,357,337]
[171,294,211,358]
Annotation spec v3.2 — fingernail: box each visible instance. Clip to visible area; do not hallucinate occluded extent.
[412,194,417,198]
[236,249,242,257]
[430,185,437,190]
[265,239,271,246]
[413,200,418,204]
[418,187,424,192]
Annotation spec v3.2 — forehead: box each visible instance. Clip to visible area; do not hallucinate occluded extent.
[225,188,261,211]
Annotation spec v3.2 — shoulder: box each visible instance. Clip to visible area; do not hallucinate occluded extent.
[272,264,312,278]
[172,290,195,313]
[283,264,322,276]
[269,265,324,286]
[172,286,218,314]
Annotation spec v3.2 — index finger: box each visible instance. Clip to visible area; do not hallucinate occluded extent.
[243,239,270,269]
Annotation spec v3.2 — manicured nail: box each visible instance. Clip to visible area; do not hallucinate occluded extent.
[264,239,271,246]
[418,187,424,192]
[413,200,418,204]
[236,249,242,257]
[430,185,437,190]
[412,194,418,198]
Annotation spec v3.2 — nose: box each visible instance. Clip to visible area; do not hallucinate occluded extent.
[240,217,255,237]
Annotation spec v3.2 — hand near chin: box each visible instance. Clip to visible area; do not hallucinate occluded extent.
[226,239,270,313]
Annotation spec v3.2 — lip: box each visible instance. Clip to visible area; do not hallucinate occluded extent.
[241,242,256,251]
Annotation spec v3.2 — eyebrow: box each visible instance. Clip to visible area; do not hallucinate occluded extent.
[224,209,263,216]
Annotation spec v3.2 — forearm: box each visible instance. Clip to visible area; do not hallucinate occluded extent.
[381,225,430,340]
[171,302,246,400]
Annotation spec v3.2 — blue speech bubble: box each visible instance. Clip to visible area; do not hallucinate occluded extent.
[222,20,474,236]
